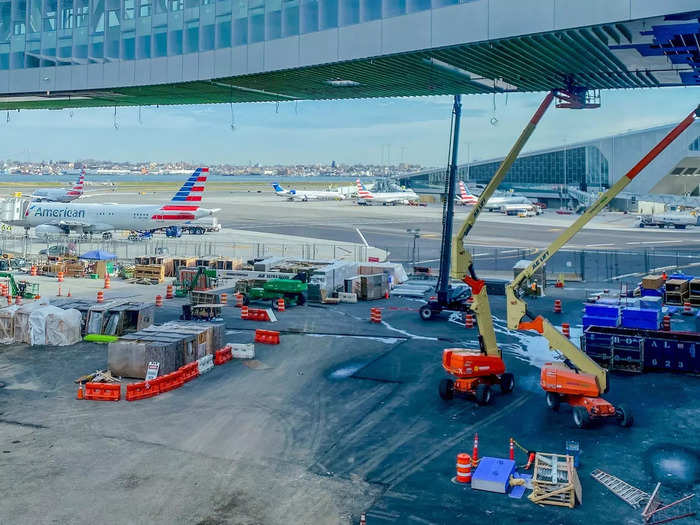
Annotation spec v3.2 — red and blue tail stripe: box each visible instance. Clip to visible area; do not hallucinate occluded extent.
[66,170,85,197]
[154,167,208,220]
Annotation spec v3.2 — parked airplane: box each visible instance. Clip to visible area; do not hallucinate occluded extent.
[355,179,419,205]
[15,168,215,238]
[272,183,345,201]
[29,170,85,202]
[483,192,536,212]
[456,181,478,205]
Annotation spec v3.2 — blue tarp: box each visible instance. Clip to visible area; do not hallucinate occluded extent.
[79,250,117,260]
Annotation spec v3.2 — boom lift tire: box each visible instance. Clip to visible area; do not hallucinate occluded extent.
[419,305,434,320]
[546,391,561,411]
[617,404,633,427]
[475,384,493,406]
[500,373,515,394]
[439,378,454,400]
[573,406,591,429]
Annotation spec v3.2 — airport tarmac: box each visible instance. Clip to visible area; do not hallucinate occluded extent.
[72,189,700,254]
[1,283,698,524]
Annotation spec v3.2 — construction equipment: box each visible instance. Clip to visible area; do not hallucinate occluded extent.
[420,91,556,320]
[432,91,558,403]
[175,266,212,297]
[239,278,308,308]
[506,105,698,428]
[0,271,39,298]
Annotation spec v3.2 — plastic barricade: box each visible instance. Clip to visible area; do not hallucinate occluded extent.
[153,370,184,393]
[230,343,255,359]
[197,354,214,374]
[84,382,121,402]
[214,345,233,365]
[254,329,280,345]
[179,362,199,383]
[246,308,270,322]
[125,381,159,401]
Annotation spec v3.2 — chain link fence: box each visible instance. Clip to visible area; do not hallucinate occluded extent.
[382,242,699,283]
[0,233,371,263]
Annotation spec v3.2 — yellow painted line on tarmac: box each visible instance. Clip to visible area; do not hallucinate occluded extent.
[548,228,563,232]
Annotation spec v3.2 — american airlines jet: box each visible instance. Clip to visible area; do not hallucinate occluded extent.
[355,179,419,205]
[16,168,215,237]
[29,170,85,203]
[456,181,478,205]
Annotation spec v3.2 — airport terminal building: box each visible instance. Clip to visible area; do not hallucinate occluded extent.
[399,120,700,204]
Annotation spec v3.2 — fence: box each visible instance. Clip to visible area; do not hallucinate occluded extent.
[0,233,371,263]
[382,242,699,284]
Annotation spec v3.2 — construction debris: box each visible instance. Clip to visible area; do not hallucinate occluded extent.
[528,453,581,508]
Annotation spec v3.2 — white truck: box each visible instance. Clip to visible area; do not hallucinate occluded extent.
[638,213,696,229]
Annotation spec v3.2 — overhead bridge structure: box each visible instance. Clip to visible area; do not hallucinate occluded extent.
[0,1,698,109]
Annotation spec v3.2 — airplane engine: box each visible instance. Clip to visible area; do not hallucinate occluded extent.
[34,224,66,236]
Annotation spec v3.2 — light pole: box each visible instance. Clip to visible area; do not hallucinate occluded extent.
[407,228,421,273]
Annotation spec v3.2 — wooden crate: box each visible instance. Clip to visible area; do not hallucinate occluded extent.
[529,453,581,508]
[664,290,688,305]
[641,275,664,290]
[133,264,165,283]
[173,257,197,271]
[665,279,689,294]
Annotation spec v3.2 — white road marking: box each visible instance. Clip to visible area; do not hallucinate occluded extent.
[625,240,684,245]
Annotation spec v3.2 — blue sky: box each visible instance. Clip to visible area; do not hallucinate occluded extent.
[1,86,697,166]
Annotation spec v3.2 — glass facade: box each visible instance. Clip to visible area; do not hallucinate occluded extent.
[468,146,609,189]
[689,136,700,151]
[0,0,461,70]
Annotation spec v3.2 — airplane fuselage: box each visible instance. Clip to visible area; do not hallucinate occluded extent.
[20,202,212,232]
[32,188,80,203]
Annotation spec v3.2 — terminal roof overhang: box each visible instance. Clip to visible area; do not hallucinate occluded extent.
[1,13,698,111]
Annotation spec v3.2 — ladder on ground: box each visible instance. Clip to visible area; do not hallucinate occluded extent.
[591,469,650,508]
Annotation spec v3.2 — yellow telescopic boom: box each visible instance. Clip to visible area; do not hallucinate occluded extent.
[507,105,699,393]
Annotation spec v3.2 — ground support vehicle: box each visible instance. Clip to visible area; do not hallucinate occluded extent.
[238,278,307,309]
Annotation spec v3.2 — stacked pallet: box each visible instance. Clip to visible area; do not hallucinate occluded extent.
[135,256,174,277]
[63,258,86,278]
[173,257,197,272]
[689,279,700,307]
[191,285,235,305]
[133,264,165,283]
[529,453,581,508]
[664,279,689,305]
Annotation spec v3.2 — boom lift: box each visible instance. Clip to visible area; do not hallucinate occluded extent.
[505,105,698,428]
[434,91,559,404]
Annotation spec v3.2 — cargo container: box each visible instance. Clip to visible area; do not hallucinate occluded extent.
[582,325,699,374]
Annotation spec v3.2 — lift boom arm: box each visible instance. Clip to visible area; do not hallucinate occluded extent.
[451,92,556,357]
[451,91,555,281]
[507,105,699,393]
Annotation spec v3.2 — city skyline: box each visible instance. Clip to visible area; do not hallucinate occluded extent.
[0,87,697,166]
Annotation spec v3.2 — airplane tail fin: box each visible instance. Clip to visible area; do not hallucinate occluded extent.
[272,183,285,193]
[156,168,209,218]
[356,179,372,199]
[67,169,85,197]
[459,181,477,204]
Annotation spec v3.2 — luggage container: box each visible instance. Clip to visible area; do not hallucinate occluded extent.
[582,326,700,374]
